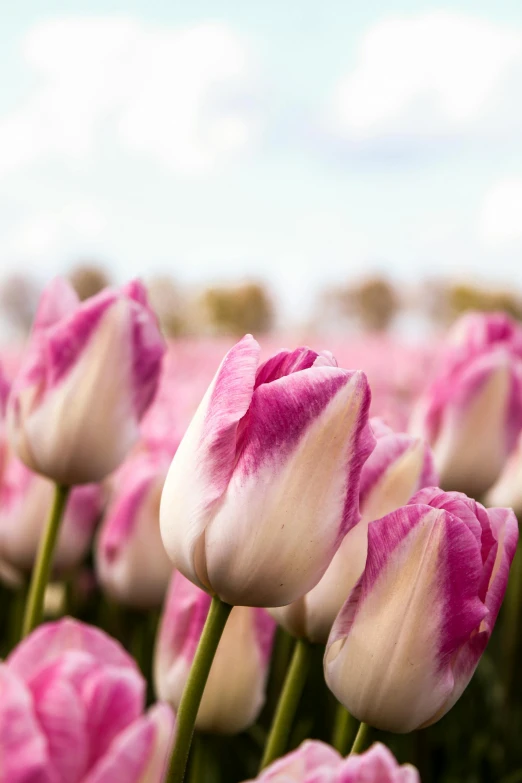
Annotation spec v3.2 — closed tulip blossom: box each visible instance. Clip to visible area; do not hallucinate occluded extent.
[155,571,276,734]
[96,449,173,608]
[245,741,419,782]
[7,277,165,485]
[270,419,437,642]
[325,488,518,732]
[0,457,103,574]
[486,428,522,517]
[410,312,522,496]
[160,336,374,607]
[0,617,174,783]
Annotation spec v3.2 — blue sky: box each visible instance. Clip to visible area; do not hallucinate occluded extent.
[2,1,522,318]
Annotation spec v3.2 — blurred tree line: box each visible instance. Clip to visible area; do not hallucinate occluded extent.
[1,261,522,339]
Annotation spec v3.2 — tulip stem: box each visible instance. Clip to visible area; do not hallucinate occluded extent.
[332,702,355,755]
[349,721,370,755]
[260,638,313,770]
[21,483,70,639]
[164,595,233,783]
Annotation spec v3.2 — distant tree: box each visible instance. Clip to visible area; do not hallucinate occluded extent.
[317,275,399,332]
[0,273,40,335]
[146,276,189,337]
[69,263,110,301]
[200,282,275,335]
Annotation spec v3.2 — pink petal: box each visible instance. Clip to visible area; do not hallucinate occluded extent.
[339,742,420,782]
[83,704,174,783]
[0,665,53,783]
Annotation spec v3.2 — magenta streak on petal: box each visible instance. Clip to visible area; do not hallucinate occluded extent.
[127,282,166,420]
[253,347,320,389]
[505,362,522,454]
[161,572,212,666]
[253,609,277,667]
[32,277,80,332]
[482,507,518,633]
[437,509,488,668]
[200,334,260,502]
[235,367,350,477]
[0,360,10,417]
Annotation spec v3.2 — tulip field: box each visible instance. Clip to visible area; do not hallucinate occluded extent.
[1,280,522,783]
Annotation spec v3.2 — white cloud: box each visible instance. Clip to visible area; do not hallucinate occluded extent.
[0,17,260,176]
[479,178,522,247]
[328,12,522,141]
[6,203,106,260]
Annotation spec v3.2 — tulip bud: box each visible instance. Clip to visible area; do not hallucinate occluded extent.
[486,429,522,517]
[244,740,420,782]
[0,456,103,575]
[96,450,173,608]
[160,336,374,607]
[1,618,174,782]
[325,488,518,732]
[154,571,275,734]
[270,419,437,643]
[7,278,165,485]
[410,312,522,496]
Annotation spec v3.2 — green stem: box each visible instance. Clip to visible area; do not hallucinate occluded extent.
[22,483,70,639]
[260,638,313,770]
[164,595,233,783]
[350,722,370,755]
[332,702,354,756]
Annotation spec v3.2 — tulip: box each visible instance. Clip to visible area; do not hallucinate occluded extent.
[324,487,518,732]
[155,571,276,734]
[410,312,522,496]
[486,429,522,517]
[270,419,437,643]
[245,740,419,782]
[96,450,173,608]
[0,456,103,574]
[0,617,174,782]
[7,277,165,485]
[160,336,374,607]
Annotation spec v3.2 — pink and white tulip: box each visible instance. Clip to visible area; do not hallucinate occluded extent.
[270,419,437,643]
[486,428,522,517]
[154,571,276,734]
[160,336,374,607]
[7,278,165,485]
[244,740,419,782]
[0,457,103,575]
[0,617,174,783]
[410,312,522,496]
[325,487,518,732]
[96,450,173,608]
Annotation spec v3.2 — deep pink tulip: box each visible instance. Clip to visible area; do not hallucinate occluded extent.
[96,449,173,608]
[160,336,374,607]
[411,312,522,496]
[325,488,518,732]
[155,571,276,734]
[0,618,174,783]
[245,740,419,782]
[270,418,437,643]
[7,278,165,485]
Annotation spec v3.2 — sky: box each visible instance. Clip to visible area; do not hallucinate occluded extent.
[1,0,522,318]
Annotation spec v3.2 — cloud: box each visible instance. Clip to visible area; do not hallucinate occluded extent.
[0,17,261,176]
[327,12,522,144]
[479,178,522,247]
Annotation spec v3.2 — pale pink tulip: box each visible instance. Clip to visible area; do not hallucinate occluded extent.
[7,278,165,485]
[244,740,419,782]
[96,450,173,608]
[411,312,522,496]
[155,571,276,734]
[325,488,518,732]
[160,336,374,607]
[0,618,174,783]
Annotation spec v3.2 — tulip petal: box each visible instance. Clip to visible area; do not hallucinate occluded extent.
[325,503,487,732]
[83,704,174,783]
[8,618,139,682]
[203,367,372,606]
[160,334,261,589]
[339,742,420,782]
[254,347,325,388]
[245,739,340,781]
[0,665,53,783]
